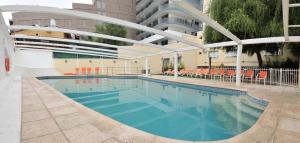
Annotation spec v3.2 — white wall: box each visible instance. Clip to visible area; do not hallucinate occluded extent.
[15,50,54,68]
[0,35,6,78]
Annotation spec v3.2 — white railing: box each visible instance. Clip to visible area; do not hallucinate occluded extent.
[164,68,299,87]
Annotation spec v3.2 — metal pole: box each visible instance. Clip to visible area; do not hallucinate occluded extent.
[174,52,178,79]
[280,68,283,86]
[236,44,243,86]
[145,57,149,76]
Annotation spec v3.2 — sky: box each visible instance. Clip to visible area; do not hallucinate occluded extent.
[0,0,93,25]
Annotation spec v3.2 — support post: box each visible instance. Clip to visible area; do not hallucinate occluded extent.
[0,34,5,78]
[0,13,16,70]
[236,44,243,86]
[174,52,178,79]
[145,57,149,76]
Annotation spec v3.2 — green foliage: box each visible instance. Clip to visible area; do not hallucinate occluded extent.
[178,62,185,71]
[53,53,100,59]
[82,23,128,46]
[204,0,300,67]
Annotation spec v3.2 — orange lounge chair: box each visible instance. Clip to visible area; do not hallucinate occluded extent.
[256,70,268,85]
[225,70,236,82]
[188,69,200,77]
[214,69,225,81]
[178,69,188,76]
[202,68,210,79]
[209,69,218,79]
[82,67,87,75]
[164,69,172,75]
[87,67,92,75]
[95,67,100,75]
[243,70,254,83]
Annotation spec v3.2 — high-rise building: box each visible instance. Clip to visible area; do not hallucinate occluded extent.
[135,0,203,45]
[12,0,136,39]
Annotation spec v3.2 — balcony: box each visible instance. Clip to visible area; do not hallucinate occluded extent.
[160,17,201,31]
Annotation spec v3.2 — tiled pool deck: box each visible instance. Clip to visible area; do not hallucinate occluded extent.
[21,75,300,143]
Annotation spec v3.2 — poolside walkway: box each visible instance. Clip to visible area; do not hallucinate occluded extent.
[21,75,300,143]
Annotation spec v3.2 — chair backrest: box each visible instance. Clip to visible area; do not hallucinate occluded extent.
[87,67,92,74]
[227,70,236,76]
[210,69,217,75]
[259,71,268,79]
[95,67,100,75]
[82,67,86,74]
[203,68,209,74]
[219,69,225,75]
[245,70,254,77]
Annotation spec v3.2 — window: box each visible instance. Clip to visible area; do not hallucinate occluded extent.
[161,40,168,45]
[209,51,219,58]
[225,50,237,57]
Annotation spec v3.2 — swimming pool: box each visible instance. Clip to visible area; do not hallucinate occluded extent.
[41,76,267,141]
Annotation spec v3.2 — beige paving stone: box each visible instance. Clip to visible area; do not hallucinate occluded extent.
[22,110,51,122]
[22,118,60,140]
[101,137,124,143]
[41,96,62,103]
[278,117,300,133]
[22,102,46,112]
[274,129,300,143]
[45,100,67,109]
[49,105,78,117]
[55,113,89,129]
[22,132,69,143]
[63,124,111,143]
[22,98,42,106]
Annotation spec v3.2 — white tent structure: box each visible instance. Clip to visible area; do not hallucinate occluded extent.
[0,0,300,86]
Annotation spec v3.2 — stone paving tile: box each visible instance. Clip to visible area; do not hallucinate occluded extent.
[45,100,67,109]
[278,117,300,133]
[55,113,89,130]
[22,118,60,140]
[273,129,300,143]
[22,102,46,112]
[22,110,51,122]
[22,132,69,143]
[101,137,124,143]
[63,124,111,143]
[49,105,78,117]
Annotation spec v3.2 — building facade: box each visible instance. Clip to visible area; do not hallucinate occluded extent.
[12,0,136,39]
[136,0,203,45]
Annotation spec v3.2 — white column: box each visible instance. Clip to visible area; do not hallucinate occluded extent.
[0,13,15,69]
[128,60,132,74]
[0,34,5,78]
[174,52,178,79]
[101,57,104,75]
[236,44,243,86]
[124,60,127,74]
[145,57,149,76]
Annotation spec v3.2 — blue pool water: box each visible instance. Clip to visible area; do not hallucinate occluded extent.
[41,76,266,141]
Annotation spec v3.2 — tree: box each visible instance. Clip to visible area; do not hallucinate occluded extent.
[82,23,127,46]
[204,0,286,67]
[286,0,300,60]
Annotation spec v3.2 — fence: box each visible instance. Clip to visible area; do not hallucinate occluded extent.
[165,68,299,87]
[99,67,144,75]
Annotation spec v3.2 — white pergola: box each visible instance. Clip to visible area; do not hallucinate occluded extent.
[0,0,299,86]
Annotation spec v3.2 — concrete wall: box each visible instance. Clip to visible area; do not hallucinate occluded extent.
[0,34,6,78]
[15,50,54,68]
[54,58,144,75]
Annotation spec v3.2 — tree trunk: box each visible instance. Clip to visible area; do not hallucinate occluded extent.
[255,51,263,68]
